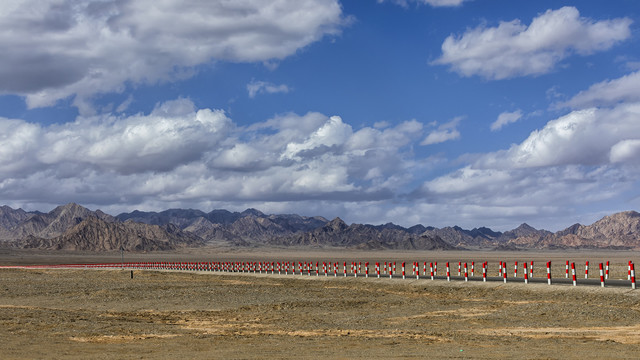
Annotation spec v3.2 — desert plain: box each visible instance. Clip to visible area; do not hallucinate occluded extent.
[1,248,640,359]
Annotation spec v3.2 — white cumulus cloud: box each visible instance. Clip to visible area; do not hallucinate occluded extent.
[434,6,632,79]
[0,0,347,111]
[477,104,640,169]
[415,67,640,230]
[247,80,291,98]
[491,110,523,131]
[414,163,630,231]
[0,101,427,210]
[610,139,640,164]
[281,116,353,160]
[1,98,232,176]
[379,0,466,7]
[421,117,461,145]
[555,70,640,109]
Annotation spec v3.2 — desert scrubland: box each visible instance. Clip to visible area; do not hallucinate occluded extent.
[1,249,639,359]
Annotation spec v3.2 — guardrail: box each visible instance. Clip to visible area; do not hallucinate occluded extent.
[1,260,636,289]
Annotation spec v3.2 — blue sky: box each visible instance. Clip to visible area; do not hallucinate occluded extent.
[1,0,640,231]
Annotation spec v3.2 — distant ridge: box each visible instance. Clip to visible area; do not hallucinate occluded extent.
[18,216,203,251]
[0,205,31,231]
[519,210,640,249]
[0,203,115,241]
[268,217,454,250]
[1,203,639,251]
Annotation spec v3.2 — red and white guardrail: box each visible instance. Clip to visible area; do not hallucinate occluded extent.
[3,259,636,289]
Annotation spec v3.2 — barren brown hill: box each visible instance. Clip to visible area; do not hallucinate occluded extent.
[4,203,115,241]
[3,203,640,251]
[17,216,203,251]
[181,215,307,246]
[182,217,247,245]
[0,205,31,229]
[117,208,327,244]
[421,225,512,248]
[116,208,209,227]
[505,211,640,249]
[271,217,454,250]
[499,223,552,248]
[501,223,552,240]
[0,206,33,240]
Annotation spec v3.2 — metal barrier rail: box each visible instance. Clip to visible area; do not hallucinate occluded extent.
[2,260,636,289]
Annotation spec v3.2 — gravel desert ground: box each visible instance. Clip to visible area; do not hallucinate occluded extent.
[1,248,639,359]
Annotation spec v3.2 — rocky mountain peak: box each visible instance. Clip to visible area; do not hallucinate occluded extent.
[0,205,29,223]
[50,203,87,217]
[0,205,17,212]
[575,210,640,240]
[504,223,549,237]
[326,217,348,232]
[241,208,265,217]
[0,206,32,239]
[515,223,535,231]
[4,204,640,251]
[594,210,640,226]
[18,216,203,251]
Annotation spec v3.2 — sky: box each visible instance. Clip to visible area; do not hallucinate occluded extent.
[1,0,640,231]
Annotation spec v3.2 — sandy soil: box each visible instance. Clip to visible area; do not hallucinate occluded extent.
[1,253,640,359]
[1,248,639,359]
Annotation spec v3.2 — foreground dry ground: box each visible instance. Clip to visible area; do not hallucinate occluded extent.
[1,262,640,359]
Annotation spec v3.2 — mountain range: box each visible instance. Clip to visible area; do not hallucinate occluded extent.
[1,203,639,251]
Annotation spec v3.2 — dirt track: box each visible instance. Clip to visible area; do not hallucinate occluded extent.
[2,260,640,359]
